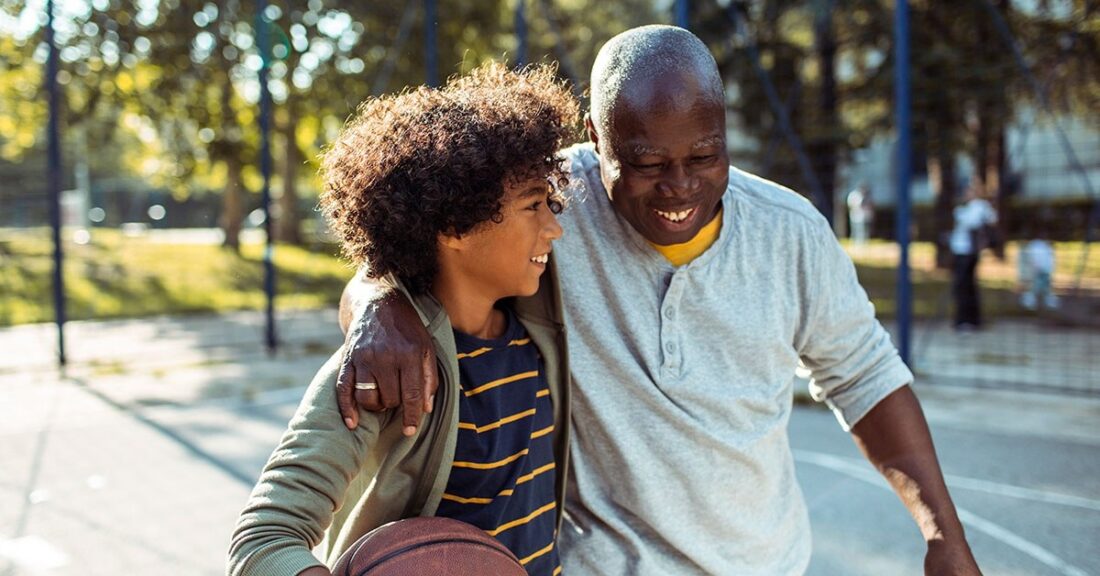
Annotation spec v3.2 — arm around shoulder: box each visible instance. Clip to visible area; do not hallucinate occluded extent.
[336,269,438,435]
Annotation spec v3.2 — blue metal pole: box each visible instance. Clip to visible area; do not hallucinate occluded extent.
[425,0,438,86]
[894,0,912,366]
[675,0,690,29]
[46,0,66,367]
[257,0,276,353]
[514,0,527,67]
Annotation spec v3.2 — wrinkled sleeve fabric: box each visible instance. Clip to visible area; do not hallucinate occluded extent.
[794,218,913,430]
[227,350,384,576]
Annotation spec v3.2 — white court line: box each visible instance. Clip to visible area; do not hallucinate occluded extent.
[942,473,1100,513]
[793,450,1092,576]
[793,450,1100,512]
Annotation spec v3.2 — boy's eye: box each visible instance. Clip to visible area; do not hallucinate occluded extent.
[527,201,543,211]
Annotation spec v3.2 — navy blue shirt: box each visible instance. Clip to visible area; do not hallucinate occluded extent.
[436,309,561,576]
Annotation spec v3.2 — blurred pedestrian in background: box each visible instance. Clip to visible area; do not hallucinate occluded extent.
[950,182,999,330]
[847,183,874,245]
[1018,225,1059,311]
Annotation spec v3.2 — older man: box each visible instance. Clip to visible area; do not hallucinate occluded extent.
[336,25,980,575]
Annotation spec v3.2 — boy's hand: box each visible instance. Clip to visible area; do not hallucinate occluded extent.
[336,287,438,436]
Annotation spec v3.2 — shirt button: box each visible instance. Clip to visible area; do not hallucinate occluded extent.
[665,342,676,354]
[664,308,675,320]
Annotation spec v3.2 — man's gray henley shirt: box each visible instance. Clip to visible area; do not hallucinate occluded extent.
[554,144,912,575]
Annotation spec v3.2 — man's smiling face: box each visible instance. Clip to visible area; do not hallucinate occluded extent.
[589,70,729,246]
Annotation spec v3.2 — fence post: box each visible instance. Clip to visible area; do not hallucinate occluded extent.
[425,0,438,86]
[46,0,67,367]
[515,0,527,67]
[675,0,689,29]
[895,0,913,365]
[258,0,277,353]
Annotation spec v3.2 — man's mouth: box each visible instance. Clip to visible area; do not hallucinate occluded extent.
[653,207,696,223]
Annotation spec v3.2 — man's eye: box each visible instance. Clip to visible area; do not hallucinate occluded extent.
[632,162,662,171]
[692,155,716,163]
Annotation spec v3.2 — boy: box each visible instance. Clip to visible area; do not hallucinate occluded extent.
[227,62,578,576]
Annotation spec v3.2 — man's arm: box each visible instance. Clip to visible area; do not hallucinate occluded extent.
[336,271,437,434]
[851,386,981,575]
[795,219,980,574]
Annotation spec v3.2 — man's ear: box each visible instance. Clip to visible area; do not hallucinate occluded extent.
[584,113,600,154]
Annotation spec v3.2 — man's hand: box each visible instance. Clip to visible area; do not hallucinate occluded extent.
[336,274,438,435]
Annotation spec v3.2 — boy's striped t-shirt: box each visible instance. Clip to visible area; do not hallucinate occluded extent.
[436,309,561,576]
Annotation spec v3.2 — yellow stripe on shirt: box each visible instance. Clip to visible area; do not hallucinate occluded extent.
[457,408,537,434]
[464,370,539,397]
[440,493,493,505]
[456,339,530,361]
[452,448,529,470]
[530,424,554,440]
[486,501,556,536]
[441,462,554,504]
[519,540,556,566]
[516,462,555,485]
[456,347,493,360]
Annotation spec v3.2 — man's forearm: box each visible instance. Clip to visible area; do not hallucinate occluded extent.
[339,269,394,335]
[851,385,967,544]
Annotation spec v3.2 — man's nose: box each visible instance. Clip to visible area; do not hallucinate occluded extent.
[659,163,696,196]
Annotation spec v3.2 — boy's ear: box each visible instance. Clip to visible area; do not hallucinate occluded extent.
[438,230,464,250]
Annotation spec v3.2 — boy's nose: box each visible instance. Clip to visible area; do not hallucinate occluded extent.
[544,213,564,240]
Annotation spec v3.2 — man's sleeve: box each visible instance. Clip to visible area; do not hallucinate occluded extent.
[794,220,913,430]
[227,350,386,576]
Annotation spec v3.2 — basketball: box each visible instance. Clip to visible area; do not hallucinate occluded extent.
[331,516,528,576]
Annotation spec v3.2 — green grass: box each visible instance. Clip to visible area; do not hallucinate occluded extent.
[1,229,1096,327]
[0,228,354,327]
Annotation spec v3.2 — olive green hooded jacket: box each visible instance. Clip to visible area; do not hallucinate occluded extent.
[227,265,570,576]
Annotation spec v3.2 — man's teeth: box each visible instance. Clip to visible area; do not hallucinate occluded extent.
[654,208,695,222]
[530,254,549,264]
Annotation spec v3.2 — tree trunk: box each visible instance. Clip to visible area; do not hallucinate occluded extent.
[929,124,958,270]
[218,57,242,251]
[222,153,243,251]
[277,113,302,245]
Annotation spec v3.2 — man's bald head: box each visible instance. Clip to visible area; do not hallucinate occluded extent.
[589,25,724,139]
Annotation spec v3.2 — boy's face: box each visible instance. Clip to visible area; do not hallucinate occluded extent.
[449,175,563,300]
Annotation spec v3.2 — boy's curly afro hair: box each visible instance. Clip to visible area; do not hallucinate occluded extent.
[319,62,580,294]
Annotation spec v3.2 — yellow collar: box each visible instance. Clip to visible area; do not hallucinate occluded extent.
[649,209,723,267]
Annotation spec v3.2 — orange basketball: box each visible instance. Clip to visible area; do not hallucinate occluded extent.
[331,517,527,576]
